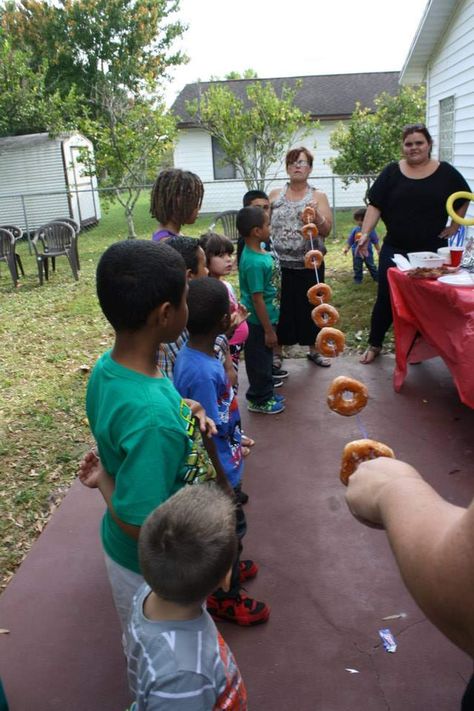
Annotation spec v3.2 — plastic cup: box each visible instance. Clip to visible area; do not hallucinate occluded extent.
[450,247,464,268]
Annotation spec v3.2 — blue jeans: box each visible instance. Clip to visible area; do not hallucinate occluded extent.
[244,322,274,404]
[353,253,378,282]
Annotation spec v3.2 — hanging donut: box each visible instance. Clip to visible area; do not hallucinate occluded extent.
[311,303,339,328]
[327,376,368,416]
[301,223,319,240]
[302,206,316,224]
[304,249,323,269]
[315,327,345,357]
[340,439,395,485]
[307,283,332,305]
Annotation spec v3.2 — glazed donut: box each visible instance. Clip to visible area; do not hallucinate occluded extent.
[311,303,339,328]
[307,283,332,305]
[301,222,319,240]
[327,376,368,416]
[315,327,345,357]
[340,439,395,485]
[302,206,316,224]
[304,249,323,269]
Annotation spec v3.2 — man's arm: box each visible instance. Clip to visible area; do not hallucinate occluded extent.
[346,458,474,657]
[252,292,278,349]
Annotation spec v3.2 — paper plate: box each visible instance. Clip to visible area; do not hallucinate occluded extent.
[438,273,474,288]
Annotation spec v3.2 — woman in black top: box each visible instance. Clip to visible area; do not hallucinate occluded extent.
[357,124,471,364]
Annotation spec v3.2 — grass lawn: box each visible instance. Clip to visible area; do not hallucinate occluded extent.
[0,195,391,590]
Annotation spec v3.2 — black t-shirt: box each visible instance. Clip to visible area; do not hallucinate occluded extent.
[368,161,471,252]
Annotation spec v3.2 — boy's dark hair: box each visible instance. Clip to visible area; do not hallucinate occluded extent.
[166,235,203,275]
[199,232,234,259]
[236,206,266,239]
[186,277,229,336]
[353,207,367,221]
[139,484,237,605]
[243,190,268,206]
[150,168,204,225]
[96,240,186,332]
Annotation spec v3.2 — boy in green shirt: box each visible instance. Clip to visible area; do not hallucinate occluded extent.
[237,206,284,415]
[82,240,229,631]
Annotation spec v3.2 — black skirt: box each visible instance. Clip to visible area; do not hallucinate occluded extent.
[277,265,325,346]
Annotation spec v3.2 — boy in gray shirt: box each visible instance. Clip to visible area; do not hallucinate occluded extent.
[127,485,248,710]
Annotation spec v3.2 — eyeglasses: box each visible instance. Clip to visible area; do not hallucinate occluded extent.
[289,160,310,168]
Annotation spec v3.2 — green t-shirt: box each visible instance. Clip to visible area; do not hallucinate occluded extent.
[86,351,214,573]
[238,246,280,326]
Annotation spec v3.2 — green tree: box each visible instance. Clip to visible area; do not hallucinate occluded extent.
[329,85,426,195]
[187,81,313,190]
[80,85,176,238]
[0,38,78,137]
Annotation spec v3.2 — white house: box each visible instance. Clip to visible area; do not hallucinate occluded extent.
[400,0,474,202]
[0,132,101,232]
[171,72,399,214]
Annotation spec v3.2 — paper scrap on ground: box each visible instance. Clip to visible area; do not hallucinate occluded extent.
[345,668,360,674]
[382,613,407,621]
[379,628,397,653]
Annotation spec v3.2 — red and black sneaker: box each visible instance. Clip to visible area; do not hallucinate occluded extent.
[239,559,259,583]
[207,593,270,626]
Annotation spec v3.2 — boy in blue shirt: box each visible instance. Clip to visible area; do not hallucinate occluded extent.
[174,277,270,626]
[344,207,380,283]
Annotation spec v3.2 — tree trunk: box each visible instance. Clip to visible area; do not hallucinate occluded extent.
[126,208,136,239]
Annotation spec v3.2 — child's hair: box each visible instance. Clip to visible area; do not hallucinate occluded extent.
[236,205,266,238]
[243,189,268,206]
[139,484,237,605]
[199,232,234,261]
[166,235,203,275]
[96,240,186,332]
[353,207,367,221]
[150,168,204,225]
[186,277,229,336]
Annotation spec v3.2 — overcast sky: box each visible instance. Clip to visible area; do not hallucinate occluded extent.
[164,0,428,105]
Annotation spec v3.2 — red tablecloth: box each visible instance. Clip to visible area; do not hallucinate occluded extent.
[388,267,474,408]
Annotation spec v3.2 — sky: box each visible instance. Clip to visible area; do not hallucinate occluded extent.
[164,0,429,106]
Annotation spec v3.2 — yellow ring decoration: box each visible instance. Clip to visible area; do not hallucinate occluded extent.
[446,191,474,225]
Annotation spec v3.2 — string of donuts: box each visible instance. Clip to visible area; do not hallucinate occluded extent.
[301,206,345,359]
[301,206,394,483]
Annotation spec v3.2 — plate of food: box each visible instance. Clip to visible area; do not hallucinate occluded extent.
[438,273,474,288]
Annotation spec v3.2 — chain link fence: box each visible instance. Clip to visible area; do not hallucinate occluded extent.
[0,175,375,238]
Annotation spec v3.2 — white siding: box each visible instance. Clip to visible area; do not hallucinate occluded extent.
[173,121,370,216]
[425,0,474,195]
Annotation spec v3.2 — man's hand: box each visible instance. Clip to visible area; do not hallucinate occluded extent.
[345,458,422,527]
[264,328,278,349]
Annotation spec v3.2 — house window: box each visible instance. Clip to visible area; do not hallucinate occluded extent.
[439,96,455,162]
[212,137,236,180]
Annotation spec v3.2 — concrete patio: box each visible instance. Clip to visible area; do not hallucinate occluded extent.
[1,353,473,710]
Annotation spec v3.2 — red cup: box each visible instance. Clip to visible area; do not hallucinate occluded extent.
[449,247,464,268]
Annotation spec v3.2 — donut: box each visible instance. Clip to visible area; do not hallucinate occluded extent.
[302,206,316,224]
[301,222,319,240]
[304,249,323,269]
[307,283,332,305]
[327,376,368,416]
[340,439,395,485]
[311,303,339,328]
[315,327,345,357]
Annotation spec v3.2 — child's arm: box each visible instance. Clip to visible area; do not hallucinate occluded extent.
[201,436,234,498]
[346,458,474,656]
[224,350,237,388]
[252,292,278,348]
[78,452,140,540]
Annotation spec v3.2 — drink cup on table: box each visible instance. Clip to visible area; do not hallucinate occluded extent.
[449,246,464,268]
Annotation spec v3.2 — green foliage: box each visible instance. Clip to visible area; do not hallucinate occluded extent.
[187,80,313,190]
[329,85,426,187]
[0,38,79,136]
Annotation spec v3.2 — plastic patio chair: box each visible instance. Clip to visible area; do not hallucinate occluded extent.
[0,224,25,277]
[53,218,81,270]
[32,221,79,285]
[208,210,240,242]
[0,228,20,287]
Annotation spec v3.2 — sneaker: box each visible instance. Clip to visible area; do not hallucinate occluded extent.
[274,394,285,403]
[273,377,283,388]
[272,366,289,379]
[239,559,259,582]
[207,592,270,626]
[247,397,285,414]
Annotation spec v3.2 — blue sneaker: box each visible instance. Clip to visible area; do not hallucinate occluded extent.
[274,394,285,403]
[247,397,285,414]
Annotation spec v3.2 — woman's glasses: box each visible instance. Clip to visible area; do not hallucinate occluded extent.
[289,160,310,168]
